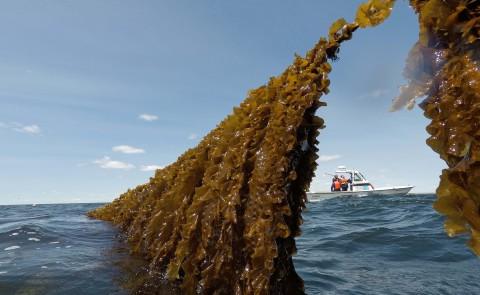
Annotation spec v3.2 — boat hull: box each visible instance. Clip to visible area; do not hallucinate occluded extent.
[307,186,413,202]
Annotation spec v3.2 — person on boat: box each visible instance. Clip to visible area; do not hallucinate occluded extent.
[340,175,349,191]
[332,177,341,192]
[330,175,337,191]
[331,175,339,191]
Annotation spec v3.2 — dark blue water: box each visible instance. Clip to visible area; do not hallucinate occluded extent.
[0,203,127,295]
[1,194,479,294]
[295,194,480,295]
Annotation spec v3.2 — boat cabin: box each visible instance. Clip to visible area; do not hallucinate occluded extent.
[333,166,374,192]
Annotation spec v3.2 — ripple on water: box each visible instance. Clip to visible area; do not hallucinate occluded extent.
[4,246,20,251]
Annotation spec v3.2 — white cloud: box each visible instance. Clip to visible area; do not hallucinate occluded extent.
[317,154,342,162]
[0,122,6,128]
[140,165,164,171]
[139,114,158,122]
[93,156,135,170]
[112,145,145,154]
[15,124,41,134]
[188,133,198,140]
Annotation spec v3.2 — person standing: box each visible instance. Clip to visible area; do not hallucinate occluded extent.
[333,177,341,191]
[331,175,340,191]
[340,175,349,191]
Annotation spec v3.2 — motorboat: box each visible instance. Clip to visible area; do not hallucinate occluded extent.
[308,166,413,202]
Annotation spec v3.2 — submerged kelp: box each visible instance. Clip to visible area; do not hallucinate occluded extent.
[391,0,480,255]
[89,1,394,294]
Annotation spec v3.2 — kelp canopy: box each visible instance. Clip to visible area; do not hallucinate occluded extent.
[90,0,480,294]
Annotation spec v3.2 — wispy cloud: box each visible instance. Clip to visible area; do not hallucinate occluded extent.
[188,133,198,140]
[138,114,158,122]
[93,156,134,170]
[358,88,390,100]
[15,124,41,134]
[112,145,145,154]
[370,89,389,98]
[1,122,42,134]
[140,165,164,171]
[317,154,342,162]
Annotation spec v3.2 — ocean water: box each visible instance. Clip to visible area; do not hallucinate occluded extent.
[0,203,127,295]
[295,194,480,295]
[0,194,479,294]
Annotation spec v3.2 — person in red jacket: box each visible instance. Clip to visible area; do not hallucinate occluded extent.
[333,178,341,191]
[330,175,339,191]
[340,175,349,191]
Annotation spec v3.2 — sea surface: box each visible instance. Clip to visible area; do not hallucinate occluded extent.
[0,194,479,295]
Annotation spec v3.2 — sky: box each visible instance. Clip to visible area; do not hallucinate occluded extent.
[0,0,445,205]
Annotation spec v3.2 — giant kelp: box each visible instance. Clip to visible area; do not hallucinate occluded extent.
[90,0,480,294]
[89,1,394,294]
[391,0,480,256]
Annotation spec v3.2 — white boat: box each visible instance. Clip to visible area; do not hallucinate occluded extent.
[308,166,413,202]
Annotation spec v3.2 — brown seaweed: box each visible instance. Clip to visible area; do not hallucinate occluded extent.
[88,1,394,294]
[392,0,480,255]
[89,0,480,293]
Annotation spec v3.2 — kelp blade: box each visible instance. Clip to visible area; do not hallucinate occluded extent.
[89,0,480,293]
[393,0,480,255]
[88,1,395,294]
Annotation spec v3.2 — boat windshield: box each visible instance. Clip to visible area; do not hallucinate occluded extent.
[354,172,367,182]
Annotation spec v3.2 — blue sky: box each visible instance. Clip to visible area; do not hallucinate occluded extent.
[0,1,444,205]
